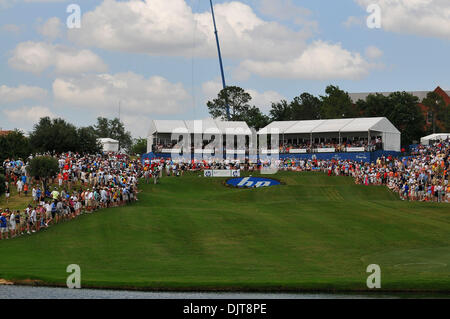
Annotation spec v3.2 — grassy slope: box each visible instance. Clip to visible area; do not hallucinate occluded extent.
[0,171,449,292]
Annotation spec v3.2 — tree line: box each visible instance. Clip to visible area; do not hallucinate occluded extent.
[207,85,450,146]
[0,116,141,165]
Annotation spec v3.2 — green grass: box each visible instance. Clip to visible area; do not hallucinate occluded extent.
[1,171,450,292]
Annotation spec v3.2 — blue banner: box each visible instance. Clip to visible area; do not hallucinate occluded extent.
[226,177,281,188]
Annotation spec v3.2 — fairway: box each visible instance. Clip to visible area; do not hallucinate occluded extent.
[1,171,450,292]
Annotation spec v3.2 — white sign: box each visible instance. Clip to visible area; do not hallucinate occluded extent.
[315,148,336,153]
[260,149,279,155]
[289,149,307,154]
[162,148,181,154]
[226,149,246,154]
[346,147,365,152]
[204,170,241,177]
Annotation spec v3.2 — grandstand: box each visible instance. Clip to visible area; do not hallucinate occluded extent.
[420,133,450,145]
[147,119,253,156]
[258,117,401,154]
[145,117,401,162]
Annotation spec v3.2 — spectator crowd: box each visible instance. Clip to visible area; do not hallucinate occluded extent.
[2,138,449,240]
[1,153,143,240]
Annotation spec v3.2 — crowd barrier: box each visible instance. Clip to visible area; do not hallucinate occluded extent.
[142,150,401,164]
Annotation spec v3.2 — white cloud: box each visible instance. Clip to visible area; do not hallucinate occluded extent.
[1,0,66,8]
[68,0,309,61]
[53,72,191,115]
[343,16,364,28]
[355,0,450,40]
[237,41,373,80]
[247,89,285,113]
[121,114,153,138]
[258,0,317,28]
[202,79,285,113]
[66,0,371,80]
[8,41,108,74]
[37,17,63,39]
[1,24,22,34]
[3,106,56,125]
[0,84,48,102]
[365,46,383,59]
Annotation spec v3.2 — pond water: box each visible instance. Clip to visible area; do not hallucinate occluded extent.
[2,285,447,299]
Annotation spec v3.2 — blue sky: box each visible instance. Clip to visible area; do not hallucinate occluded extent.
[0,0,449,137]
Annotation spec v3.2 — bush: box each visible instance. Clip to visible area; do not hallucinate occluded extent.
[29,156,59,189]
[0,173,5,198]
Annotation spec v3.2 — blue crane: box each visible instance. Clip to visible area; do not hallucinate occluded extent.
[209,0,230,120]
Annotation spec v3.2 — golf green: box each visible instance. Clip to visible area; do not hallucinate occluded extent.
[1,171,450,292]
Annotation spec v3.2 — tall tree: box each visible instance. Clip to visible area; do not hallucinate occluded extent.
[30,117,78,154]
[29,156,59,191]
[0,171,5,198]
[387,92,425,146]
[241,106,270,131]
[77,126,102,154]
[422,92,446,133]
[131,138,148,155]
[0,130,31,163]
[207,86,252,120]
[356,93,390,118]
[290,93,322,120]
[207,86,268,130]
[269,100,292,121]
[320,85,357,119]
[94,117,133,151]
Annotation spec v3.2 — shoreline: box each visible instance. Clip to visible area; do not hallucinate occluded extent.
[2,278,450,296]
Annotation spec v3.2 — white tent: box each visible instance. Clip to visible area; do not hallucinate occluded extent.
[147,119,252,153]
[257,121,299,135]
[420,133,450,145]
[258,117,401,152]
[97,138,119,152]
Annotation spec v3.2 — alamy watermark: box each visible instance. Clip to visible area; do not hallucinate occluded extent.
[66,4,81,29]
[66,264,81,289]
[366,264,381,289]
[366,4,381,29]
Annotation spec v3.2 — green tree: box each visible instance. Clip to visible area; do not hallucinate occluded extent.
[444,106,450,132]
[269,100,292,121]
[0,130,32,163]
[387,92,425,146]
[0,172,5,198]
[207,86,252,120]
[29,156,59,191]
[320,85,357,119]
[77,126,102,154]
[241,106,270,131]
[30,117,79,154]
[94,117,133,151]
[131,138,148,155]
[207,86,269,130]
[357,92,426,146]
[356,93,390,118]
[422,92,446,134]
[290,93,322,120]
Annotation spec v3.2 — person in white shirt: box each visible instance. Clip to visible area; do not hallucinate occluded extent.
[29,208,36,233]
[16,179,24,196]
[9,211,16,237]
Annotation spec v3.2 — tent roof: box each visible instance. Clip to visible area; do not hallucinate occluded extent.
[215,120,252,135]
[149,119,251,135]
[258,117,400,134]
[185,119,219,134]
[257,121,298,134]
[340,117,400,133]
[420,133,450,141]
[148,120,187,135]
[311,119,355,133]
[97,138,119,143]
